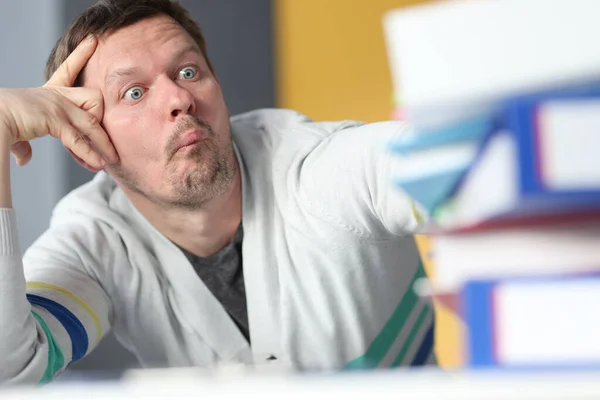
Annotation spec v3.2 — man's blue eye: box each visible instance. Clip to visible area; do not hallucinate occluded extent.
[124,87,144,101]
[179,66,197,80]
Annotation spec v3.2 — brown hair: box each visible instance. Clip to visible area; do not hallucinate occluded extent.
[45,0,213,83]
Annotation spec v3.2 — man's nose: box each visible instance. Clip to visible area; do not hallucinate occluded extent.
[159,76,196,119]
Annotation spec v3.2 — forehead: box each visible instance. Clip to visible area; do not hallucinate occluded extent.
[83,15,200,86]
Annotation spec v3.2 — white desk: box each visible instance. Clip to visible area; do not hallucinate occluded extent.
[4,368,600,400]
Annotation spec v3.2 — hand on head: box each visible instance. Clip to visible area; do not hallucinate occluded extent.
[0,36,119,170]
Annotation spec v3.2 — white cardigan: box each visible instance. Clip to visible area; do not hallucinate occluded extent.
[0,109,435,383]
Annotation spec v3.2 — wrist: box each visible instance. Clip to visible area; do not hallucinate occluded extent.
[0,91,15,146]
[0,119,12,151]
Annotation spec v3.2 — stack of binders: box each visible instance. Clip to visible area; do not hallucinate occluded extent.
[383,0,600,369]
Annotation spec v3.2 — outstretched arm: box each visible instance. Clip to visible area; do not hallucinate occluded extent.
[298,120,427,239]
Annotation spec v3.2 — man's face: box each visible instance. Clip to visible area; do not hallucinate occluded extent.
[84,15,235,209]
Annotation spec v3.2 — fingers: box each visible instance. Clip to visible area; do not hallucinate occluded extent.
[46,36,97,87]
[65,106,118,164]
[51,86,104,122]
[66,148,105,173]
[59,124,106,170]
[41,86,119,166]
[44,85,119,165]
[10,141,32,166]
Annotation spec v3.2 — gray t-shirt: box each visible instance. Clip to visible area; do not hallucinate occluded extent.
[178,225,249,342]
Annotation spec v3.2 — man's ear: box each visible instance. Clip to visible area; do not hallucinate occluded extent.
[67,148,105,172]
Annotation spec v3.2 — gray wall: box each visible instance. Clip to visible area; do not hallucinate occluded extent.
[1,0,274,374]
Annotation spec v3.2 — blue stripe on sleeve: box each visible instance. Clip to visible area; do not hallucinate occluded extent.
[410,322,435,366]
[27,294,89,364]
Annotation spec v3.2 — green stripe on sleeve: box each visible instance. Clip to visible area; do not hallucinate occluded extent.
[31,310,65,384]
[391,304,431,367]
[344,261,425,369]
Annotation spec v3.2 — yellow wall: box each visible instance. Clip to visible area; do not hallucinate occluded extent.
[274,0,428,123]
[274,0,463,368]
[415,235,464,368]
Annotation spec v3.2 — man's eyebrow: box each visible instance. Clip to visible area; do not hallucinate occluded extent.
[105,67,141,87]
[173,44,202,60]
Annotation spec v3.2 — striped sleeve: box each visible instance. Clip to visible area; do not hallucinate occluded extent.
[22,252,113,382]
[0,210,49,383]
[24,271,111,375]
[343,260,436,369]
[30,310,65,383]
[0,209,112,384]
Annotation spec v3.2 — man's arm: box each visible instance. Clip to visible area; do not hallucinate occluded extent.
[298,120,427,238]
[0,109,115,384]
[0,210,113,384]
[0,37,118,384]
[0,122,12,208]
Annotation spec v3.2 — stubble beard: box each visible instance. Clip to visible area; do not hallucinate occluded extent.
[167,136,236,210]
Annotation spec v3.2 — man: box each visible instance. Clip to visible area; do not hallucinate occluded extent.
[0,0,434,384]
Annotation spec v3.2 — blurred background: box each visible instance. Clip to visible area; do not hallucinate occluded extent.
[0,0,428,373]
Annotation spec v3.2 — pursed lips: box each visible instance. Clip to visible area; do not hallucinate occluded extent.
[175,130,206,152]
